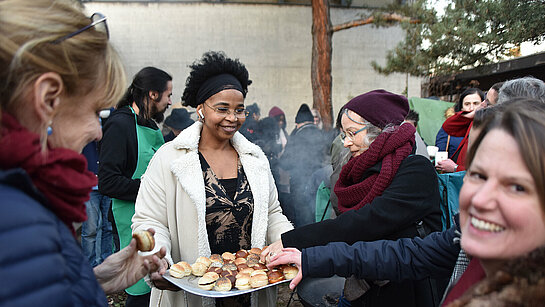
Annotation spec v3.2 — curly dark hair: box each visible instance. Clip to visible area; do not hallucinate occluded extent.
[181,51,252,108]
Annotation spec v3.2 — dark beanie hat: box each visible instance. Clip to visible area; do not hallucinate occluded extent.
[295,103,314,124]
[268,106,285,118]
[344,89,409,129]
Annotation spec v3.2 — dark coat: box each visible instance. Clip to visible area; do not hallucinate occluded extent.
[435,127,463,159]
[282,154,443,306]
[0,169,106,307]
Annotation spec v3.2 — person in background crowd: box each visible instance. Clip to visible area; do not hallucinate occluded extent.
[0,1,165,305]
[265,90,443,307]
[436,88,485,173]
[239,102,260,142]
[132,51,293,307]
[311,107,323,129]
[405,109,429,159]
[163,108,194,142]
[329,107,351,216]
[99,66,172,306]
[82,137,113,267]
[484,81,504,106]
[268,106,288,156]
[280,103,328,227]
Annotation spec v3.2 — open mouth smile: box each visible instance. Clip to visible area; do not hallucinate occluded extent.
[471,216,505,232]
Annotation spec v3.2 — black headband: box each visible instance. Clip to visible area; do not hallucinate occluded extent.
[196,73,245,105]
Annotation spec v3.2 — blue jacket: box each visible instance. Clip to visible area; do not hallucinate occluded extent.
[435,127,463,158]
[0,169,107,307]
[301,217,461,284]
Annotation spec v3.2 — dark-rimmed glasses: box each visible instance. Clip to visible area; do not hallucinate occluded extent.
[204,103,249,119]
[52,12,108,44]
[340,126,368,142]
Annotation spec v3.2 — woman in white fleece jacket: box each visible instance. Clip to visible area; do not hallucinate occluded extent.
[132,51,293,307]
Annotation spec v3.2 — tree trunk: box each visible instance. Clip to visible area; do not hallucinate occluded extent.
[311,0,333,130]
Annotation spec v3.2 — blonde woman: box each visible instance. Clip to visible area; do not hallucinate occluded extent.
[0,1,164,305]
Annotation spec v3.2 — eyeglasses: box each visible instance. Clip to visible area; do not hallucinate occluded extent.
[52,13,108,44]
[340,126,368,142]
[204,103,249,119]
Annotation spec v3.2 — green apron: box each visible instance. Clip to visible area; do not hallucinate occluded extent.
[112,106,164,295]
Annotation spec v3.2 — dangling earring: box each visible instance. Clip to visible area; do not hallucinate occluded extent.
[47,120,53,135]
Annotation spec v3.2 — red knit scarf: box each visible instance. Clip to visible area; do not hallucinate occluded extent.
[0,112,95,235]
[334,123,416,213]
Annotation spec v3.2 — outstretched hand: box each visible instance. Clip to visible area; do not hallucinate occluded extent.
[260,240,284,263]
[267,248,303,290]
[93,228,166,294]
[149,258,180,291]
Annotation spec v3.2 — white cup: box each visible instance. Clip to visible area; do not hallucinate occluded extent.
[435,151,448,166]
[427,146,439,158]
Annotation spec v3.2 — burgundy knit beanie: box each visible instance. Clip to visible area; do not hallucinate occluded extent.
[344,89,409,129]
[268,106,285,118]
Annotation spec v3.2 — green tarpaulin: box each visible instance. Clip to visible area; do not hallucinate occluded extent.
[408,97,455,145]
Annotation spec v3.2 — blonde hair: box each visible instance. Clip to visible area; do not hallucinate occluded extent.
[0,0,126,117]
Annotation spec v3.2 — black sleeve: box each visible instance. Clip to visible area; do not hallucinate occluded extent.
[282,155,441,249]
[98,112,140,201]
[301,226,459,281]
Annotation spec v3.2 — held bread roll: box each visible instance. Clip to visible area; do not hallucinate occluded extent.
[250,273,268,288]
[214,277,233,292]
[191,262,208,276]
[170,261,192,278]
[132,230,155,252]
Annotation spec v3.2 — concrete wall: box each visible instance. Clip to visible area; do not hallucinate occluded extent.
[84,2,421,130]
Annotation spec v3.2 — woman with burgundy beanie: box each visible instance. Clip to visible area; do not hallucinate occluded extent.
[263,90,442,306]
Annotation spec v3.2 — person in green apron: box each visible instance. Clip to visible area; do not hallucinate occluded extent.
[98,66,172,307]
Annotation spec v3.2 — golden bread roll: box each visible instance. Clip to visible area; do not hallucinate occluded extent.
[283,265,299,279]
[267,270,284,284]
[236,263,249,271]
[249,247,262,255]
[196,256,211,268]
[246,257,260,268]
[197,274,217,291]
[253,263,268,271]
[170,261,192,278]
[132,230,155,252]
[191,262,208,276]
[234,257,247,266]
[209,254,223,262]
[235,275,251,290]
[239,267,254,276]
[221,252,236,262]
[250,270,267,277]
[249,273,268,288]
[235,250,248,258]
[214,277,233,292]
[202,271,220,280]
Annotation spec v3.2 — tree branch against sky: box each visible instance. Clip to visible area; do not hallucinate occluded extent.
[372,0,545,77]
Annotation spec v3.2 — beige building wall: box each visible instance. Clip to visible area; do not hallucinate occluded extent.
[84,2,421,130]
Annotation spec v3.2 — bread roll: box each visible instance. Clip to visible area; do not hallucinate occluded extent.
[267,270,284,284]
[250,273,268,288]
[235,275,251,290]
[214,277,233,292]
[191,262,208,276]
[132,230,155,252]
[235,250,248,259]
[221,252,236,262]
[206,266,223,275]
[170,261,192,278]
[222,263,237,272]
[234,257,247,266]
[249,247,262,255]
[196,256,211,268]
[197,274,217,291]
[283,265,299,279]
